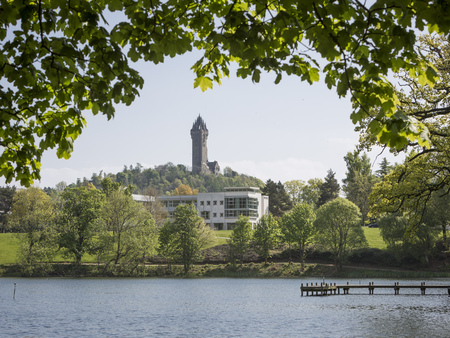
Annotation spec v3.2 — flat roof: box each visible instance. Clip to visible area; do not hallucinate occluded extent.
[224,187,261,192]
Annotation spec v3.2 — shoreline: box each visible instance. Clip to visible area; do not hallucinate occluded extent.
[2,262,450,279]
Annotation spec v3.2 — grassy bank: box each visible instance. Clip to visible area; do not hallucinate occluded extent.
[2,228,449,278]
[2,261,450,279]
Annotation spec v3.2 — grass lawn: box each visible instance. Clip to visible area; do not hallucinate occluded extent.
[0,233,20,264]
[0,233,101,265]
[214,230,232,246]
[363,227,386,249]
[0,228,386,265]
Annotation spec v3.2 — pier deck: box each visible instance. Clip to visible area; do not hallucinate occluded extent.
[300,282,450,296]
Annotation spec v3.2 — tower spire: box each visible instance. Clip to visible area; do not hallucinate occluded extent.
[190,115,220,175]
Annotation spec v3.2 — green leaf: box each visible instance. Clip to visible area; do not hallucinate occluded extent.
[194,77,213,92]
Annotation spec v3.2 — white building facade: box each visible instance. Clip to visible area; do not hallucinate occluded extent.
[158,187,269,230]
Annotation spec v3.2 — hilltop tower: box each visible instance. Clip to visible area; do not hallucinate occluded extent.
[190,116,220,175]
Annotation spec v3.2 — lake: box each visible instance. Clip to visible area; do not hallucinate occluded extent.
[1,278,449,337]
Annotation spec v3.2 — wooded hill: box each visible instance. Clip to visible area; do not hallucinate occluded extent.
[68,163,265,195]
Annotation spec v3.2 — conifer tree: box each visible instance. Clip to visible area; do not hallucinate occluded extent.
[317,170,340,207]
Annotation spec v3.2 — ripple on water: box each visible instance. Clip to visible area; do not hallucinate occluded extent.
[1,278,449,337]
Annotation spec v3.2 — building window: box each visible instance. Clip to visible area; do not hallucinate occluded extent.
[220,213,224,217]
[220,200,224,205]
[200,201,204,206]
[201,211,210,220]
[213,213,217,218]
[207,201,211,206]
[213,201,217,205]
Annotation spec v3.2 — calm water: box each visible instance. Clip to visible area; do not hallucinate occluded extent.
[1,277,449,337]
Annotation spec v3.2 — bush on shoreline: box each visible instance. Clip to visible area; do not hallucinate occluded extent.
[2,261,450,279]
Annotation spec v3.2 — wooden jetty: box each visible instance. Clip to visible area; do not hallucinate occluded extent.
[300,282,450,296]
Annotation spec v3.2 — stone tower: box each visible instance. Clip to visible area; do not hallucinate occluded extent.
[191,115,209,174]
[190,116,220,175]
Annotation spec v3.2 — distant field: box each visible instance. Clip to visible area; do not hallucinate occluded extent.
[0,228,386,264]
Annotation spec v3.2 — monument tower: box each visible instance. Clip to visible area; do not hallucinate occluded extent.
[190,115,220,175]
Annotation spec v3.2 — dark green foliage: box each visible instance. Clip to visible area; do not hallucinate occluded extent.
[3,1,450,186]
[253,214,280,264]
[314,198,367,271]
[228,215,253,265]
[378,213,439,264]
[375,158,393,179]
[79,163,264,195]
[98,190,157,266]
[342,151,378,226]
[57,187,104,264]
[317,169,340,207]
[280,203,316,267]
[262,179,292,217]
[158,204,214,273]
[0,186,16,231]
[423,190,450,248]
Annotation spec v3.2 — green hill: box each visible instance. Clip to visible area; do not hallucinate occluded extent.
[62,163,264,195]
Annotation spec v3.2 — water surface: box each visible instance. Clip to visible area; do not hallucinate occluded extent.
[1,278,449,337]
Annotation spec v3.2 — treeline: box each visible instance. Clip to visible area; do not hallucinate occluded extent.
[3,181,162,276]
[60,163,264,195]
[262,150,449,268]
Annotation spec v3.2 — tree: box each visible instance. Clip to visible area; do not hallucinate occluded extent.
[57,187,104,264]
[342,151,378,226]
[301,179,324,208]
[378,212,438,264]
[365,36,450,229]
[253,213,280,264]
[284,180,305,205]
[228,215,252,265]
[369,154,441,232]
[375,158,393,180]
[142,187,168,227]
[280,203,316,268]
[8,187,56,265]
[3,1,449,185]
[101,177,122,197]
[262,179,292,217]
[422,190,450,249]
[0,186,16,232]
[99,189,157,266]
[158,204,214,273]
[314,198,367,271]
[172,184,198,196]
[342,151,372,187]
[317,169,340,207]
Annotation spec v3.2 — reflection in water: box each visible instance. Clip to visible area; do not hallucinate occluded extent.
[0,278,449,337]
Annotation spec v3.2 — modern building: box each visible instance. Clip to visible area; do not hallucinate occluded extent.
[191,115,220,175]
[158,187,269,230]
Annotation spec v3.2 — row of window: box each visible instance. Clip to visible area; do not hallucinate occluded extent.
[199,200,224,206]
[201,211,225,220]
[164,198,259,210]
[169,210,257,220]
[225,197,258,210]
[225,210,258,218]
[163,200,194,207]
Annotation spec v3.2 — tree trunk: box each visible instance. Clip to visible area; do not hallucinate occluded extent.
[442,224,447,249]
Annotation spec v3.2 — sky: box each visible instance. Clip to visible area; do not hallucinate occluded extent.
[6,51,403,189]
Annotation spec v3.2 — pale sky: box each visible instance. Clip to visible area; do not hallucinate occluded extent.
[5,51,402,189]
